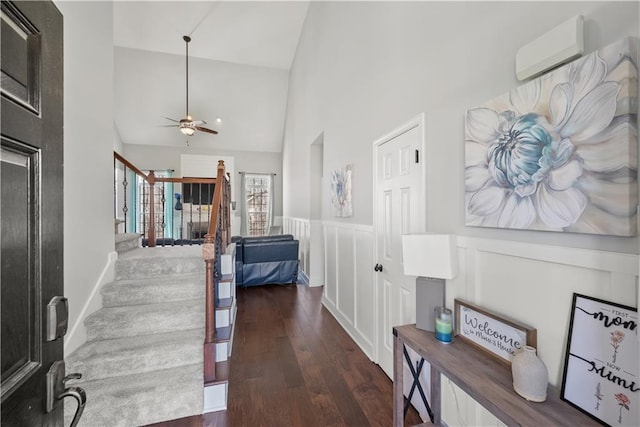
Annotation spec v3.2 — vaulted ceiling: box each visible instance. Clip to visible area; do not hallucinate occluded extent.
[113,1,309,152]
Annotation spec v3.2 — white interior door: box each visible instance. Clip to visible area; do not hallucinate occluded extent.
[374,115,426,377]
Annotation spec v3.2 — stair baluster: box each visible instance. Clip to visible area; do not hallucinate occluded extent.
[147,171,156,247]
[122,166,128,233]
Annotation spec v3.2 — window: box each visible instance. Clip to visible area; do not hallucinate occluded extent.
[244,174,272,236]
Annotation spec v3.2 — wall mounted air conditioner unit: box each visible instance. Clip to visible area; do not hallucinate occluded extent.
[515,15,584,81]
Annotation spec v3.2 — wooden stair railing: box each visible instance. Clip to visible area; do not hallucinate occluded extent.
[113,152,231,383]
[202,160,229,383]
[114,151,216,246]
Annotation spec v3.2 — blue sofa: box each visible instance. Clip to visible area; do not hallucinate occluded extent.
[231,234,299,286]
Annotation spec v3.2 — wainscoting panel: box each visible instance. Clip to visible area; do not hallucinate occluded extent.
[337,230,355,323]
[322,222,375,357]
[324,227,337,307]
[283,216,311,275]
[354,229,375,349]
[441,236,638,426]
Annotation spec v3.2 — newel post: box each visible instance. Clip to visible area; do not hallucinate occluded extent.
[147,171,156,247]
[202,233,216,382]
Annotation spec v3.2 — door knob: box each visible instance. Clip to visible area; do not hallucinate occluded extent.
[46,361,86,427]
[374,264,383,272]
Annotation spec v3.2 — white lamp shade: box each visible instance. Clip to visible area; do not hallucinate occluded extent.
[402,233,458,279]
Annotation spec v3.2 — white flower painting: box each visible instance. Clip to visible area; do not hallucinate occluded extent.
[465,38,638,236]
[331,164,353,217]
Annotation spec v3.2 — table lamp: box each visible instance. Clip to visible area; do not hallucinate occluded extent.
[402,233,458,332]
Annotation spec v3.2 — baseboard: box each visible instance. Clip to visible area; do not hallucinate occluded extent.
[321,295,374,360]
[64,250,118,356]
[297,269,310,285]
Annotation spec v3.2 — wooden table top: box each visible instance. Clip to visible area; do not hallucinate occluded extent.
[394,324,600,427]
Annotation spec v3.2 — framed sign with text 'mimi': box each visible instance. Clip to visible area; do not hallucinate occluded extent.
[561,293,638,426]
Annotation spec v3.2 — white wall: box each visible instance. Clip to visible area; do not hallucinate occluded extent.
[283,1,639,424]
[56,0,116,355]
[283,0,639,254]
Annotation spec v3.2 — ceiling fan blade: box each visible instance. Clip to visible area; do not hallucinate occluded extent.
[160,124,179,127]
[192,120,206,126]
[163,116,180,123]
[196,126,218,135]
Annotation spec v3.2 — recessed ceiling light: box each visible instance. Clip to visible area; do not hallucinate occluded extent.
[216,118,222,124]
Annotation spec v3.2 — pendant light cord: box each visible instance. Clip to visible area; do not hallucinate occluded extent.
[184,35,190,117]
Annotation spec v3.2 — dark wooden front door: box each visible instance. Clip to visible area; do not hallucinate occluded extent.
[1,1,65,425]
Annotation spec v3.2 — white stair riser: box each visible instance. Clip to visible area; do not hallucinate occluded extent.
[216,299,236,328]
[216,342,229,362]
[216,306,235,362]
[221,254,233,276]
[204,383,227,413]
[216,309,230,328]
[219,281,231,299]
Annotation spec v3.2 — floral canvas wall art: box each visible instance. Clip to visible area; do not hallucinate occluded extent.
[465,37,638,236]
[331,164,353,217]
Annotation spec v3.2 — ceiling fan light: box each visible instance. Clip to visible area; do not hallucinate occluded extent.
[180,126,195,136]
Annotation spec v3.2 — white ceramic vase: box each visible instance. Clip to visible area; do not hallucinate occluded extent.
[511,346,548,402]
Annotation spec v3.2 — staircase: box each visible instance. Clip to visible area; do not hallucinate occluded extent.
[65,234,236,426]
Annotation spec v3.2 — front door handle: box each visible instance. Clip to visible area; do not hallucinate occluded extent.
[59,387,86,427]
[46,361,86,427]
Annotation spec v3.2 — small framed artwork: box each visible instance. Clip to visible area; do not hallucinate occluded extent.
[454,299,537,366]
[561,293,638,426]
[330,164,353,217]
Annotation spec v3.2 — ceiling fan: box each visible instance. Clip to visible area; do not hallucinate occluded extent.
[163,35,218,136]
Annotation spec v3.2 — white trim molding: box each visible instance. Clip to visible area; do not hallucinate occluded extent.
[64,251,118,356]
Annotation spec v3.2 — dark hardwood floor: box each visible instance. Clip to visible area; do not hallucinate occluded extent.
[148,284,422,426]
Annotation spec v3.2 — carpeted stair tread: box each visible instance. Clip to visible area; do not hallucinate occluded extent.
[115,246,204,280]
[64,363,203,427]
[85,299,204,341]
[65,329,204,382]
[101,273,205,307]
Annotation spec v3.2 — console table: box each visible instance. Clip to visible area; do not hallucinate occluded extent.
[393,324,600,427]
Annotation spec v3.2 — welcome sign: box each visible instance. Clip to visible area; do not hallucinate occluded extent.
[454,299,537,365]
[561,294,638,426]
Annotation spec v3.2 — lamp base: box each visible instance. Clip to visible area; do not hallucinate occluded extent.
[416,277,445,332]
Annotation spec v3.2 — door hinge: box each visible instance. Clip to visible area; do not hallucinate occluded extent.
[415,149,419,164]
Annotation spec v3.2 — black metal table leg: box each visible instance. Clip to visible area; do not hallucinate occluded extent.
[403,344,434,423]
